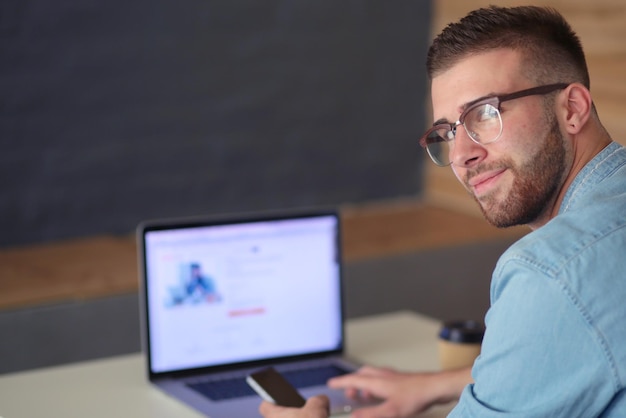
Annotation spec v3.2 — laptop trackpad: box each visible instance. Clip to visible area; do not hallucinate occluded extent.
[300,386,379,417]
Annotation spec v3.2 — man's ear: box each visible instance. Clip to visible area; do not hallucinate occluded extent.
[560,83,592,135]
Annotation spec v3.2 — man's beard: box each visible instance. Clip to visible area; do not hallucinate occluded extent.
[469,117,567,228]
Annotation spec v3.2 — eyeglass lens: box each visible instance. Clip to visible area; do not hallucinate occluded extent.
[425,103,502,166]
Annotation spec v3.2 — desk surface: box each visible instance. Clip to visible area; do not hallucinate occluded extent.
[0,311,455,418]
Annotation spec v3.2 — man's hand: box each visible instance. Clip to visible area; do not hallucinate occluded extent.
[327,365,471,418]
[259,395,330,418]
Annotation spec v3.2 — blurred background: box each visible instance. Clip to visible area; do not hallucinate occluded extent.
[1,1,429,247]
[1,0,624,374]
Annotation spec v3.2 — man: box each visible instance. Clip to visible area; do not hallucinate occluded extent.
[186,263,220,303]
[260,5,626,417]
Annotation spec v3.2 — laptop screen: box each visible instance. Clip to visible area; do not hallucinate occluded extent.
[140,211,344,374]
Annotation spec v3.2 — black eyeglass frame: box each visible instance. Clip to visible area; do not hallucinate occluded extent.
[419,82,570,166]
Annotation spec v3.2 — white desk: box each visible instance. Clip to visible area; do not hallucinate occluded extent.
[0,311,455,418]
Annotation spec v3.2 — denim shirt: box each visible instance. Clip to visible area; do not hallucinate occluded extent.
[449,141,626,417]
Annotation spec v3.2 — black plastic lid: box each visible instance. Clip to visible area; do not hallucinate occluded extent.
[439,320,485,343]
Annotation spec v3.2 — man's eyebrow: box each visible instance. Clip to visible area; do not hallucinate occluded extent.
[431,92,499,127]
[464,93,498,109]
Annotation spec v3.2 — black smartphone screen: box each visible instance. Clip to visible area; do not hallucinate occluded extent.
[246,367,306,407]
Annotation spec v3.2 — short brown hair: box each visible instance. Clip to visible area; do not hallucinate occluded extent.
[426,6,590,88]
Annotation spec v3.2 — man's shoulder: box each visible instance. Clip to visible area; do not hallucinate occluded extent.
[497,205,626,274]
[561,141,626,213]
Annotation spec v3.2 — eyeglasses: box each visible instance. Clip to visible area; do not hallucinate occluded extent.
[419,83,569,166]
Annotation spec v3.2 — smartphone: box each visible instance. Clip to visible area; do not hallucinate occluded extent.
[246,367,306,407]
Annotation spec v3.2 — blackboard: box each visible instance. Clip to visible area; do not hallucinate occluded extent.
[0,1,431,247]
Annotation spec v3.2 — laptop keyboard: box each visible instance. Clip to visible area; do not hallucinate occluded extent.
[187,364,351,401]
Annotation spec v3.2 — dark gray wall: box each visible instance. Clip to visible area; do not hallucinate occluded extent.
[1,1,431,248]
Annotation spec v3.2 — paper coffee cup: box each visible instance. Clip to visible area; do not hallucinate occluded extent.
[438,320,485,370]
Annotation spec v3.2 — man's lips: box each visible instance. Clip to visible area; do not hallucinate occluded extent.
[467,169,507,194]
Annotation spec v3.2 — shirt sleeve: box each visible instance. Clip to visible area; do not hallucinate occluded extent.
[447,257,618,418]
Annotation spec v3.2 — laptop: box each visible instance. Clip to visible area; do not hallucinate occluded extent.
[137,208,368,417]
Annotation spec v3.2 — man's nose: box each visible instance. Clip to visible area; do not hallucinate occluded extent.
[450,125,487,168]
